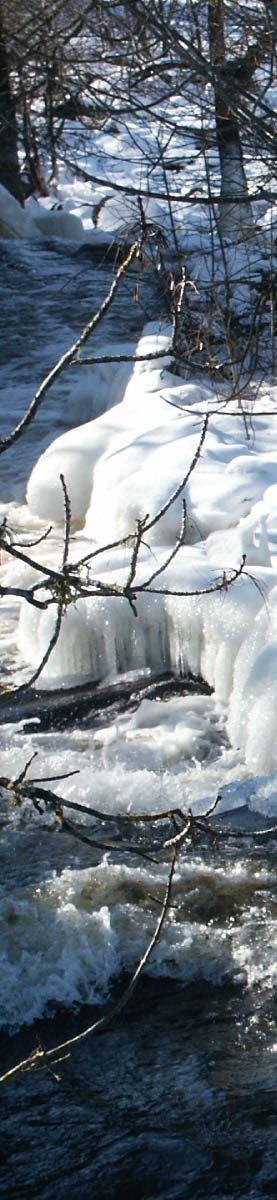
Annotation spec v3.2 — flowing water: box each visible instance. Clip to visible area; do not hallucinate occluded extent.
[0,236,276,1200]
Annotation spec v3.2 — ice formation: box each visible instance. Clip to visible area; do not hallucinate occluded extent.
[3,322,277,775]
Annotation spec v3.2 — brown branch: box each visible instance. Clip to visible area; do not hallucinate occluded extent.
[12,602,64,695]
[0,584,49,609]
[135,555,246,597]
[0,536,67,583]
[124,516,149,604]
[142,413,209,537]
[140,500,187,590]
[64,159,277,204]
[12,526,53,549]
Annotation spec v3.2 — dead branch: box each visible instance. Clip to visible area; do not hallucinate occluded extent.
[139,499,187,590]
[0,584,49,609]
[75,347,175,366]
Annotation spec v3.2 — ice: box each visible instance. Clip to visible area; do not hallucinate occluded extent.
[228,586,277,773]
[66,342,136,425]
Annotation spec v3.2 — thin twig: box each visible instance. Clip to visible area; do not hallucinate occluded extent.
[12,602,64,695]
[141,500,187,589]
[135,555,246,597]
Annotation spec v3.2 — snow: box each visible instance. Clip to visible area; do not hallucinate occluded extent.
[26,323,175,524]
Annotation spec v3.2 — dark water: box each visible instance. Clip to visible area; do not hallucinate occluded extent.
[1,978,276,1200]
[0,235,276,1200]
[0,236,160,500]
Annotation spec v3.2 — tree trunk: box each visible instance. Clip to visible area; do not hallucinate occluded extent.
[208,0,253,240]
[0,6,23,204]
[20,73,49,198]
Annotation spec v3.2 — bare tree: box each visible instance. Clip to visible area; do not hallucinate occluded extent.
[0,2,23,201]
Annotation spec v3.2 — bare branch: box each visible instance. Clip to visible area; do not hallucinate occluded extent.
[60,474,71,570]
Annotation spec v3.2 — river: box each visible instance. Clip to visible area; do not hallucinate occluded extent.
[0,234,276,1200]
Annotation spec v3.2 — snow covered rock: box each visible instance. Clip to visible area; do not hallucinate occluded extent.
[32,207,85,241]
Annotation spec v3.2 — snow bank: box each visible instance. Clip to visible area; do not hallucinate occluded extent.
[27,322,175,523]
[0,185,85,242]
[27,322,277,547]
[0,184,39,239]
